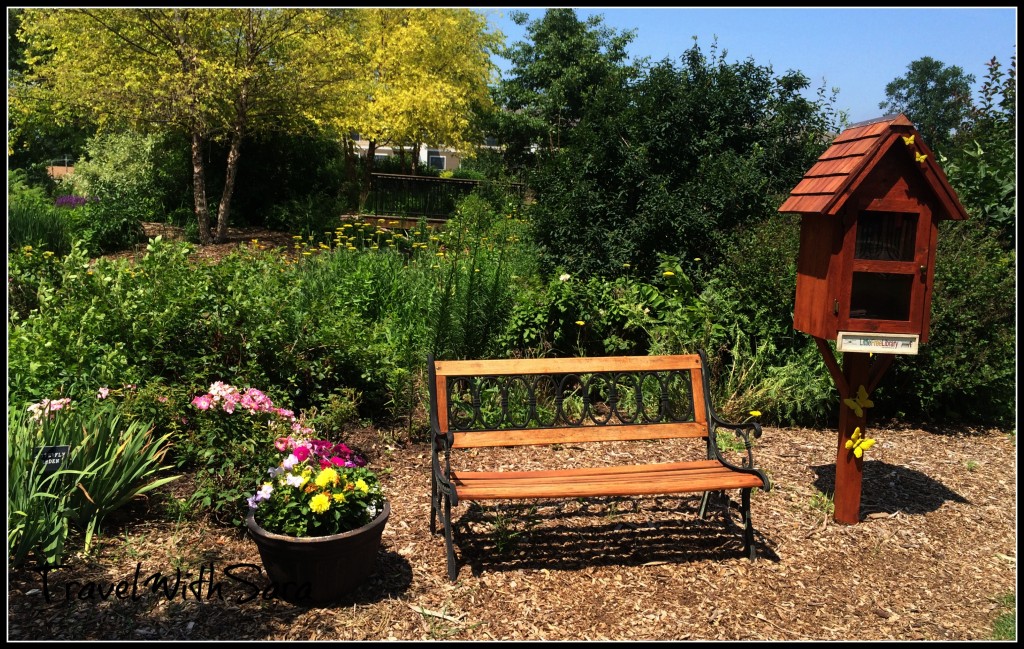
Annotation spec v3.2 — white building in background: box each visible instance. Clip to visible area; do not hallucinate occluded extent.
[349,135,464,172]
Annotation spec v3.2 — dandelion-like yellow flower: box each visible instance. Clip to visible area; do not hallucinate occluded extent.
[663,271,675,277]
[315,467,339,488]
[575,320,585,326]
[310,493,331,513]
[749,410,762,418]
[355,478,369,493]
[333,492,346,503]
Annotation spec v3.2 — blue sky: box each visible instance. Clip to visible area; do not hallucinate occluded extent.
[478,7,1018,125]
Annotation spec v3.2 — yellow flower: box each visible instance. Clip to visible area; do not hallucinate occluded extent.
[749,410,762,418]
[333,492,346,503]
[845,427,876,459]
[355,478,369,493]
[843,385,874,418]
[575,320,585,326]
[663,271,675,277]
[315,467,339,488]
[309,493,331,514]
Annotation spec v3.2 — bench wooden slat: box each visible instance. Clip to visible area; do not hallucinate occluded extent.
[452,460,765,500]
[451,421,709,448]
[434,354,703,377]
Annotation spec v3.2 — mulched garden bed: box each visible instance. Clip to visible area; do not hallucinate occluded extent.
[8,422,1016,641]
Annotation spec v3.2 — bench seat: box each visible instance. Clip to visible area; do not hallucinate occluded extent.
[452,459,765,500]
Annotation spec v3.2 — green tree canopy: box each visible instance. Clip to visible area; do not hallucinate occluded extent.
[513,23,838,278]
[879,56,975,153]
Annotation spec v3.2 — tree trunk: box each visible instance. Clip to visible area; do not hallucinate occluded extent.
[360,140,378,210]
[191,130,212,245]
[216,128,244,243]
[215,87,248,243]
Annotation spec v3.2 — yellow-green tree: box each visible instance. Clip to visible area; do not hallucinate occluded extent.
[13,8,501,236]
[335,9,501,181]
[13,8,355,244]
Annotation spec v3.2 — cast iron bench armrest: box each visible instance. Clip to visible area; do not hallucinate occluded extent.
[708,415,772,490]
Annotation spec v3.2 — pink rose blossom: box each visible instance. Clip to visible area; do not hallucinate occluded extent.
[191,395,213,410]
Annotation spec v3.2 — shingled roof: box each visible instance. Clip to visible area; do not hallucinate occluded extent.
[778,113,969,220]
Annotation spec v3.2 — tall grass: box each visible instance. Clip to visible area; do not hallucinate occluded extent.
[8,199,72,256]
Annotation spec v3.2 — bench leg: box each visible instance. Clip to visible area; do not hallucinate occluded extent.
[430,475,460,580]
[698,490,714,519]
[430,475,438,535]
[441,493,458,581]
[741,488,756,560]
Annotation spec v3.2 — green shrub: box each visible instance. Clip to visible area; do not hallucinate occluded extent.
[60,130,176,254]
[883,219,1016,426]
[181,382,305,525]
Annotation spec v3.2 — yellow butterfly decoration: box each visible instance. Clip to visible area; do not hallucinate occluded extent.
[915,152,928,164]
[902,134,915,146]
[845,426,876,459]
[843,384,874,418]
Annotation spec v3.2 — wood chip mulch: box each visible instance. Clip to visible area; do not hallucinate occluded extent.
[7,422,1017,641]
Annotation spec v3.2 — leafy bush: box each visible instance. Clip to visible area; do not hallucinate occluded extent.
[182,382,312,524]
[59,131,177,253]
[882,220,1016,426]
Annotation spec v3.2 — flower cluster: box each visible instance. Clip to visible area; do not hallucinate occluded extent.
[27,398,72,421]
[191,381,312,437]
[248,436,385,538]
[53,195,94,209]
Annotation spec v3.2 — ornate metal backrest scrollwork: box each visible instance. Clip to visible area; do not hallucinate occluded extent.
[446,369,696,432]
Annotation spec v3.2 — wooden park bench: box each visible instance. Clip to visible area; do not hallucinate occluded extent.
[427,351,771,581]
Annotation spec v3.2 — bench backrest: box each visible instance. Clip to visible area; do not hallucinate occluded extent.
[428,353,714,450]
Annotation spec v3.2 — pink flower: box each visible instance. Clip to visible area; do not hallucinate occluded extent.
[191,394,213,410]
[293,445,310,462]
[97,387,110,400]
[274,437,292,452]
[157,395,169,403]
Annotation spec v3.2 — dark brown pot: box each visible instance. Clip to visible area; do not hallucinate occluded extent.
[246,500,390,606]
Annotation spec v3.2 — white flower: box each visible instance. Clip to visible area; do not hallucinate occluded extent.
[559,273,571,282]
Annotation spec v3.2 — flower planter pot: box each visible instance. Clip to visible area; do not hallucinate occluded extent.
[246,500,390,606]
